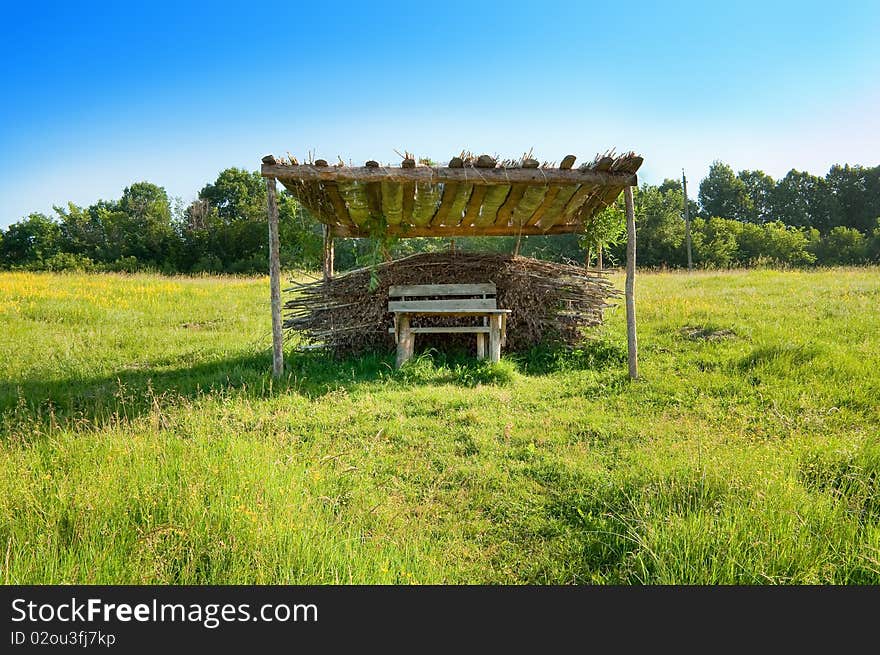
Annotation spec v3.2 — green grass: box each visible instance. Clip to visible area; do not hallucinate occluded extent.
[1,267,879,584]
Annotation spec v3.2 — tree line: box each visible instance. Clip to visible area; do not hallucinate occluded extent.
[1,161,878,273]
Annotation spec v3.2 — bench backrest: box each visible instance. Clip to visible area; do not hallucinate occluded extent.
[388,283,497,312]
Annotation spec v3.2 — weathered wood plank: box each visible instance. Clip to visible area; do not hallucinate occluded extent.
[322,182,352,226]
[476,332,487,358]
[387,326,492,334]
[411,182,442,226]
[444,184,474,226]
[388,306,511,315]
[495,183,527,225]
[389,283,496,296]
[365,182,382,218]
[559,184,595,223]
[401,181,415,225]
[526,185,562,226]
[381,181,403,225]
[489,314,502,362]
[337,181,370,226]
[537,184,579,230]
[389,299,498,312]
[461,186,488,226]
[331,222,590,238]
[473,184,511,227]
[575,185,624,223]
[430,182,459,226]
[511,186,548,226]
[262,163,639,187]
[395,314,412,368]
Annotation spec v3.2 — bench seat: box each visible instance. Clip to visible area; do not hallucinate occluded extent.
[388,326,492,334]
[388,283,509,367]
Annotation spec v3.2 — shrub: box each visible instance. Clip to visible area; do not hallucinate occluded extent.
[866,219,880,263]
[691,217,739,268]
[756,221,815,266]
[190,255,224,274]
[813,226,868,265]
[106,256,143,273]
[40,252,96,272]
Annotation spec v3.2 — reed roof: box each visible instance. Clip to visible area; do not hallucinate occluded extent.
[261,151,642,238]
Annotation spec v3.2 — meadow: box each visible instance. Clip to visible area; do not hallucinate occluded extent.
[0,267,878,584]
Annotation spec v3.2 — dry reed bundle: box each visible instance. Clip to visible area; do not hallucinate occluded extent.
[284,252,619,355]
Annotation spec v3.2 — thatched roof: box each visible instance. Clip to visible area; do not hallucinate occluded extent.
[261,151,642,238]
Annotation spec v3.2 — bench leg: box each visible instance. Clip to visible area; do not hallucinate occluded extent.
[489,315,502,363]
[476,333,487,360]
[396,315,413,368]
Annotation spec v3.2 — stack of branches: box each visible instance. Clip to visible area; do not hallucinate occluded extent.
[284,252,620,355]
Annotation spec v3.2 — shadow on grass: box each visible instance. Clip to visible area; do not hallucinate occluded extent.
[509,340,627,376]
[0,349,391,433]
[0,339,626,437]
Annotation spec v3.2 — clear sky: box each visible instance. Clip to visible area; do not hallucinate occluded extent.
[2,0,878,227]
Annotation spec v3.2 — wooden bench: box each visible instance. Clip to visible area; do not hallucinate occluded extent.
[388,283,511,367]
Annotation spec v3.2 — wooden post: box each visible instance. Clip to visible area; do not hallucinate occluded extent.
[266,177,284,378]
[682,170,692,271]
[624,186,638,380]
[396,314,412,368]
[488,314,502,363]
[322,224,334,282]
[476,333,487,359]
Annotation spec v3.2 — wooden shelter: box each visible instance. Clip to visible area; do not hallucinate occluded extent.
[262,151,642,378]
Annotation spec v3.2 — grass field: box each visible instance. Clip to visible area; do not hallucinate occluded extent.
[1,267,878,584]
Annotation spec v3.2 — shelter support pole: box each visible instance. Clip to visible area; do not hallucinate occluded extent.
[266,177,284,378]
[624,185,638,380]
[322,224,334,283]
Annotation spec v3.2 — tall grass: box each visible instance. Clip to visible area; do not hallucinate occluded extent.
[0,268,878,583]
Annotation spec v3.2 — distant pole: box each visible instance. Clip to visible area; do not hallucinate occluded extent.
[682,169,692,272]
[266,177,284,378]
[624,186,638,380]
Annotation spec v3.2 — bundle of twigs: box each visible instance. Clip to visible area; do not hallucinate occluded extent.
[284,252,619,355]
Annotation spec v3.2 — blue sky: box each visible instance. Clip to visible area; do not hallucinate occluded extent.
[2,0,878,227]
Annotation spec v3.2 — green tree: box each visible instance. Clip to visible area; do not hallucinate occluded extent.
[770,169,828,230]
[699,161,752,221]
[824,164,880,234]
[97,182,177,267]
[628,184,686,267]
[182,168,321,273]
[1,213,61,267]
[199,168,266,223]
[658,178,681,195]
[737,170,775,223]
[54,201,112,262]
